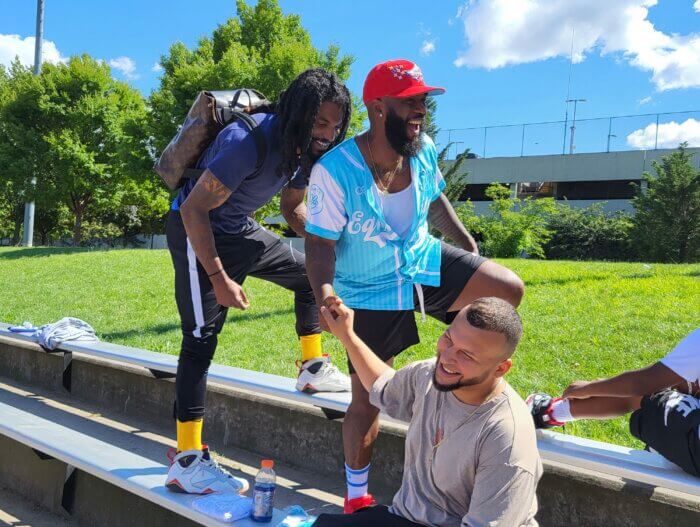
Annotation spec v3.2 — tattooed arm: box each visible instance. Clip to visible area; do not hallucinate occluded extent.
[180,169,249,309]
[428,193,479,254]
[280,186,308,238]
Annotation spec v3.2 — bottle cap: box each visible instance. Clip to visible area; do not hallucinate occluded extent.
[261,459,274,469]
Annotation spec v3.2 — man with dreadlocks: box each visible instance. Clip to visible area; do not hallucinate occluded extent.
[165,69,352,494]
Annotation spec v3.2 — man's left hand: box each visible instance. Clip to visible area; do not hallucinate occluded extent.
[320,298,354,344]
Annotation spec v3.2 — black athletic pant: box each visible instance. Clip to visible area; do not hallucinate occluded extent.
[313,506,423,527]
[166,211,319,422]
[629,389,700,477]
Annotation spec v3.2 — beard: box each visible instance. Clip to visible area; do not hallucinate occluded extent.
[432,366,489,392]
[384,108,422,157]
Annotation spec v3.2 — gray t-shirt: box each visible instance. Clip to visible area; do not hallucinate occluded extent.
[370,359,542,527]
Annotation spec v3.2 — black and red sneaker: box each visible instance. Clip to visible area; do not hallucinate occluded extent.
[344,494,377,514]
[526,393,566,429]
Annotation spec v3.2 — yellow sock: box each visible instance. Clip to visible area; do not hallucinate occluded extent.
[300,334,323,362]
[177,419,203,452]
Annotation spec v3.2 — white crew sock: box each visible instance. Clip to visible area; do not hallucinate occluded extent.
[551,398,575,423]
[345,463,369,500]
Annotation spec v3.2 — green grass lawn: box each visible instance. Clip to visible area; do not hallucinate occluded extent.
[1,246,698,448]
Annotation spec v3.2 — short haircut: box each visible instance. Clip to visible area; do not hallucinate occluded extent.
[464,297,523,354]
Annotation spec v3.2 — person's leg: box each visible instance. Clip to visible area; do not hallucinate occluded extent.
[342,310,418,510]
[247,227,349,392]
[630,390,700,477]
[447,259,525,312]
[164,211,250,494]
[167,211,227,451]
[416,242,524,327]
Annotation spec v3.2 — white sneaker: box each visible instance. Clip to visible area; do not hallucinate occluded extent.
[295,356,351,393]
[166,447,249,495]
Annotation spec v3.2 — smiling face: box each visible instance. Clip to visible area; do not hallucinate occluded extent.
[307,101,344,161]
[433,308,513,393]
[379,94,427,157]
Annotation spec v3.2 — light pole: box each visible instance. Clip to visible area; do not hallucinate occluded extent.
[566,98,586,154]
[22,0,44,247]
[606,133,617,153]
[453,141,464,160]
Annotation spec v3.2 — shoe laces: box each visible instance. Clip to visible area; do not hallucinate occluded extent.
[204,456,237,480]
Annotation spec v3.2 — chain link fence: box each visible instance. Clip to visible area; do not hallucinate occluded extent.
[436,110,700,159]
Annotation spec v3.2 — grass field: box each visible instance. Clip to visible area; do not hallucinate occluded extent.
[1,246,698,448]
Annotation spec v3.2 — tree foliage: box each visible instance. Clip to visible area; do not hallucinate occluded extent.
[631,144,700,262]
[544,203,634,261]
[150,0,364,155]
[0,56,163,245]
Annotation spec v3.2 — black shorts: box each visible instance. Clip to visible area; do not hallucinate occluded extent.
[347,242,486,374]
[629,389,700,477]
[314,505,422,527]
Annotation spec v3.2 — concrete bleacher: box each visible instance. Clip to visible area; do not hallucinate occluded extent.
[0,399,287,526]
[1,323,697,498]
[0,323,699,526]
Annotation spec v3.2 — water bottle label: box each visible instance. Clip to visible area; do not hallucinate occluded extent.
[252,483,275,519]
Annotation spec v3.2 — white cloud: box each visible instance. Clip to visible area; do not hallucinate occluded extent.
[151,62,163,73]
[420,39,437,56]
[627,118,700,149]
[695,0,700,13]
[454,0,700,91]
[109,56,138,80]
[638,95,652,105]
[0,34,66,68]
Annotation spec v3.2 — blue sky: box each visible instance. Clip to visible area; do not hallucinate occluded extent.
[2,0,699,156]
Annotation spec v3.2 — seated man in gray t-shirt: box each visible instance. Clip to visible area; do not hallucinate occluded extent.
[314,296,542,527]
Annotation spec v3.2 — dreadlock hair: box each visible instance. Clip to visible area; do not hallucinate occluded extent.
[273,68,352,179]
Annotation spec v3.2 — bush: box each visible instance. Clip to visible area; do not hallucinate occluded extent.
[456,184,557,258]
[544,203,634,261]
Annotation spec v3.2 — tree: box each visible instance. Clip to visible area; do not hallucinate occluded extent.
[423,97,439,141]
[438,144,471,203]
[0,56,158,246]
[0,60,49,244]
[631,144,700,262]
[150,0,364,156]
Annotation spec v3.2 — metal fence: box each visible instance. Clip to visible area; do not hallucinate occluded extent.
[435,110,700,159]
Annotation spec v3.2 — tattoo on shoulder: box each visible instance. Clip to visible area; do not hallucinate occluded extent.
[199,172,230,200]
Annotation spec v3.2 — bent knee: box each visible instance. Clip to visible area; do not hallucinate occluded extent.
[503,272,525,307]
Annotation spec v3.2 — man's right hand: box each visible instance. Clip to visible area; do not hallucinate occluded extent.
[211,273,250,310]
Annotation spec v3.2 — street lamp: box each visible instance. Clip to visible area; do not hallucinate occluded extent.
[566,98,586,154]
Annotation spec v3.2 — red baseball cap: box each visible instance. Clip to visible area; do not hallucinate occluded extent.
[362,59,445,104]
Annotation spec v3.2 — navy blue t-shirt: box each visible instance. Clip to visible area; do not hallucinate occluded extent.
[173,113,307,234]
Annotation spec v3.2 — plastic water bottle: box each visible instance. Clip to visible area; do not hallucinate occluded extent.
[251,459,276,522]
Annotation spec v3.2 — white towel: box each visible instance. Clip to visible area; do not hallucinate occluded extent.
[191,493,252,523]
[10,317,98,350]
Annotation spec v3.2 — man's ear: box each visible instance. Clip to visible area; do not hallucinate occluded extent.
[368,99,385,120]
[495,359,512,378]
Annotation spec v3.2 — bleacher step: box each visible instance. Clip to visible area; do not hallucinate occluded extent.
[0,377,343,526]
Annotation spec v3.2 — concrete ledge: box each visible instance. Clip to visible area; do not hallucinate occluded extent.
[1,337,698,526]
